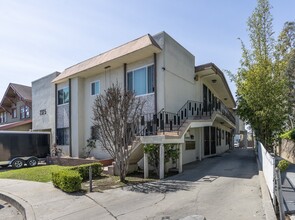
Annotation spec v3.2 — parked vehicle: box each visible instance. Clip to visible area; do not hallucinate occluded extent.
[0,131,50,168]
[234,142,239,148]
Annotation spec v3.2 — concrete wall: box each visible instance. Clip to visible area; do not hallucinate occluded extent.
[277,139,295,163]
[32,72,59,145]
[153,32,196,113]
[71,77,85,157]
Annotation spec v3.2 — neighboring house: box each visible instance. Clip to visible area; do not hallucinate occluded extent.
[50,31,236,177]
[32,72,60,146]
[0,83,32,131]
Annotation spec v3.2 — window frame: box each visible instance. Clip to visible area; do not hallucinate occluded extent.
[56,127,70,145]
[127,64,154,97]
[20,106,30,119]
[57,87,69,106]
[90,80,100,96]
[12,108,17,118]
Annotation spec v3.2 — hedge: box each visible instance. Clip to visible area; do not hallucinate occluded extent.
[69,163,103,181]
[52,169,82,193]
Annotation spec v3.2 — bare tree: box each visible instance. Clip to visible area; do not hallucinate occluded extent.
[92,83,145,182]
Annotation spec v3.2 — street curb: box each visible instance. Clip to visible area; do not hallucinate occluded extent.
[0,190,36,220]
[256,157,277,220]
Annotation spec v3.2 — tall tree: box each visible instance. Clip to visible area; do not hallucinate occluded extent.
[92,83,145,182]
[234,0,292,150]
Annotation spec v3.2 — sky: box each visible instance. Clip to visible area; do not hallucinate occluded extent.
[0,0,295,99]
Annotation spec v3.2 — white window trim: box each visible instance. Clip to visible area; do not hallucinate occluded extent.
[90,80,100,96]
[127,63,155,97]
[57,87,69,106]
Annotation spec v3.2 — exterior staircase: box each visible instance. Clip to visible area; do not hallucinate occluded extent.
[128,99,236,168]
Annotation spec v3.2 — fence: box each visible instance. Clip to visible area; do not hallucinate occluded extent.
[257,141,275,199]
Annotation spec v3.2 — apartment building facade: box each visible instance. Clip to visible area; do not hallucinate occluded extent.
[49,32,236,171]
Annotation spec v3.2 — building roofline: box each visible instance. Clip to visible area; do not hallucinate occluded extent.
[195,62,236,107]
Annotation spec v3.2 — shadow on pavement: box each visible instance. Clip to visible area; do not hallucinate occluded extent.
[125,148,258,194]
[126,180,197,193]
[166,148,258,183]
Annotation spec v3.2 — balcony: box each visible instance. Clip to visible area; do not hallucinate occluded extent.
[137,99,235,136]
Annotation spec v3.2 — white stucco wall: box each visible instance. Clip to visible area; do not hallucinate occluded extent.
[32,72,60,145]
[182,128,202,164]
[153,32,196,114]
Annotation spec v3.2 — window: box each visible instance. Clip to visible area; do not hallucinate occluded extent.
[12,108,17,118]
[0,112,5,123]
[58,87,69,105]
[91,81,100,96]
[127,64,154,96]
[20,106,30,119]
[56,128,70,145]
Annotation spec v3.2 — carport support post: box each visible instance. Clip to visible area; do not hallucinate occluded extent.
[159,143,164,179]
[179,144,183,173]
[144,145,149,179]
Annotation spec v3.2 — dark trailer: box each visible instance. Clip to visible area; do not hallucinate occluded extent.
[0,131,50,168]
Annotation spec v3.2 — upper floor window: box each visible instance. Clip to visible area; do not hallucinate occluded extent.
[58,87,69,105]
[12,108,17,118]
[20,106,30,119]
[127,64,154,96]
[0,112,7,123]
[91,81,100,96]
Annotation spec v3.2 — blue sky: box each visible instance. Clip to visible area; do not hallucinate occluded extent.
[0,0,294,99]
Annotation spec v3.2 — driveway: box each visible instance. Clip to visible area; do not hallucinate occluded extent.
[0,148,266,220]
[87,148,265,220]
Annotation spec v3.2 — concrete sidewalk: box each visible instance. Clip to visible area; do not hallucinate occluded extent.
[0,180,114,220]
[0,149,268,220]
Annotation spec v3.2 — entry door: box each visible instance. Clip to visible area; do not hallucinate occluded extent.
[204,127,210,156]
[210,127,216,154]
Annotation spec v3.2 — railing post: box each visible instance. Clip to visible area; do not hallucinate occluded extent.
[275,168,285,220]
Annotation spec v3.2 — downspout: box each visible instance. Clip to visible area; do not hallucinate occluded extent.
[154,53,157,114]
[69,79,72,157]
[55,84,57,146]
[124,63,127,92]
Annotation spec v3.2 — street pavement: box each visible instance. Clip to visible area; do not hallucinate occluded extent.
[0,148,266,220]
[0,199,22,220]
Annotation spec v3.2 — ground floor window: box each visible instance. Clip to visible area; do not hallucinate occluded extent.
[56,128,70,145]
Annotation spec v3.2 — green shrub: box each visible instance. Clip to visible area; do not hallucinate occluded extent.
[52,169,82,193]
[280,129,295,141]
[69,163,103,181]
[277,160,290,173]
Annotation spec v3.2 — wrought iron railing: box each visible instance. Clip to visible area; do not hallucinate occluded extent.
[137,99,235,136]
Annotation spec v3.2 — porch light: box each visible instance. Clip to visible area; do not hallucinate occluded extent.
[185,130,191,138]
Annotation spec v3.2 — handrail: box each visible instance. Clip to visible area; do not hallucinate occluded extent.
[137,99,235,136]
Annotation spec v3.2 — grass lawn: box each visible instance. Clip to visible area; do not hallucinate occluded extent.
[0,165,70,182]
[0,165,159,191]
